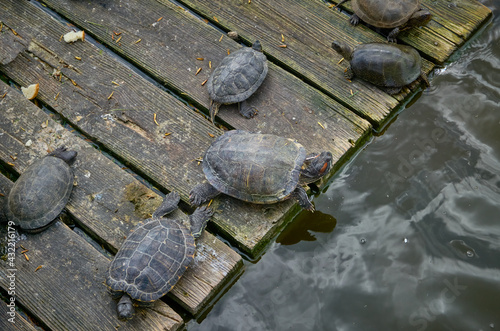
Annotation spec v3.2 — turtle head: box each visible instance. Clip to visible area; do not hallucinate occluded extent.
[49,146,77,165]
[331,40,353,61]
[117,294,134,320]
[252,40,263,52]
[299,151,333,184]
[408,8,432,28]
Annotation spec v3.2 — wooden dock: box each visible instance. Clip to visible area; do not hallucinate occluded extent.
[0,0,491,329]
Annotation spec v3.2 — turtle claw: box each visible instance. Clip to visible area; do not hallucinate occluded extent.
[194,205,215,219]
[349,14,360,25]
[189,193,205,206]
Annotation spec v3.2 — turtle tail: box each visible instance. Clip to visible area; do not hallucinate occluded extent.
[209,100,220,124]
[420,70,431,88]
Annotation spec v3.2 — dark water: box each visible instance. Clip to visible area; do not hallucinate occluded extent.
[190,2,499,330]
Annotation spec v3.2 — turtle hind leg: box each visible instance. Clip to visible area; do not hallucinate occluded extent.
[189,182,220,206]
[238,100,258,119]
[420,70,430,88]
[209,100,221,124]
[117,294,134,320]
[153,192,180,219]
[291,186,314,212]
[190,205,215,238]
[387,27,400,43]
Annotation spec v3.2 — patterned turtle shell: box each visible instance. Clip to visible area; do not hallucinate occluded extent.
[106,217,196,303]
[202,130,306,204]
[207,43,268,104]
[6,156,74,232]
[353,0,421,28]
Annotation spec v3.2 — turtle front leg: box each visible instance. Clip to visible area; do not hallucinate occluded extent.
[349,14,361,26]
[238,100,258,119]
[344,65,354,81]
[387,27,400,43]
[292,186,314,212]
[189,182,220,206]
[190,205,214,238]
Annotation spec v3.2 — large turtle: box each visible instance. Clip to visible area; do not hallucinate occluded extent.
[207,40,268,123]
[5,147,77,233]
[189,130,333,211]
[334,0,432,42]
[106,192,213,320]
[331,40,430,94]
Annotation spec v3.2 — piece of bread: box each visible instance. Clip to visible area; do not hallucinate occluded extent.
[63,30,85,43]
[21,84,39,100]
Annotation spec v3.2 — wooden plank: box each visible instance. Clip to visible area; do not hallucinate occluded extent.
[0,0,371,257]
[40,0,397,125]
[0,80,242,315]
[0,299,38,331]
[421,0,492,40]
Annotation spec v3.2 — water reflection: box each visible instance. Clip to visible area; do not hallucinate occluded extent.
[276,210,337,245]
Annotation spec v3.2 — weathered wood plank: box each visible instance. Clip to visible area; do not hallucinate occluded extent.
[0,299,38,331]
[0,0,371,256]
[0,80,242,315]
[421,0,492,40]
[41,0,398,125]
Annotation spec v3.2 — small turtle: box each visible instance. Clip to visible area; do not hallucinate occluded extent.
[332,40,429,94]
[5,147,77,233]
[106,192,213,320]
[207,40,268,123]
[334,0,432,42]
[190,130,332,211]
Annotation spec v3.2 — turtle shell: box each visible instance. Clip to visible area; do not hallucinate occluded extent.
[6,156,74,232]
[106,218,195,303]
[350,43,422,87]
[207,46,268,104]
[203,130,306,203]
[353,0,420,28]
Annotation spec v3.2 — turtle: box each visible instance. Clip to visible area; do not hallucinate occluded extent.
[331,40,430,95]
[189,130,333,211]
[5,147,77,233]
[106,191,213,320]
[334,0,432,43]
[206,40,268,123]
